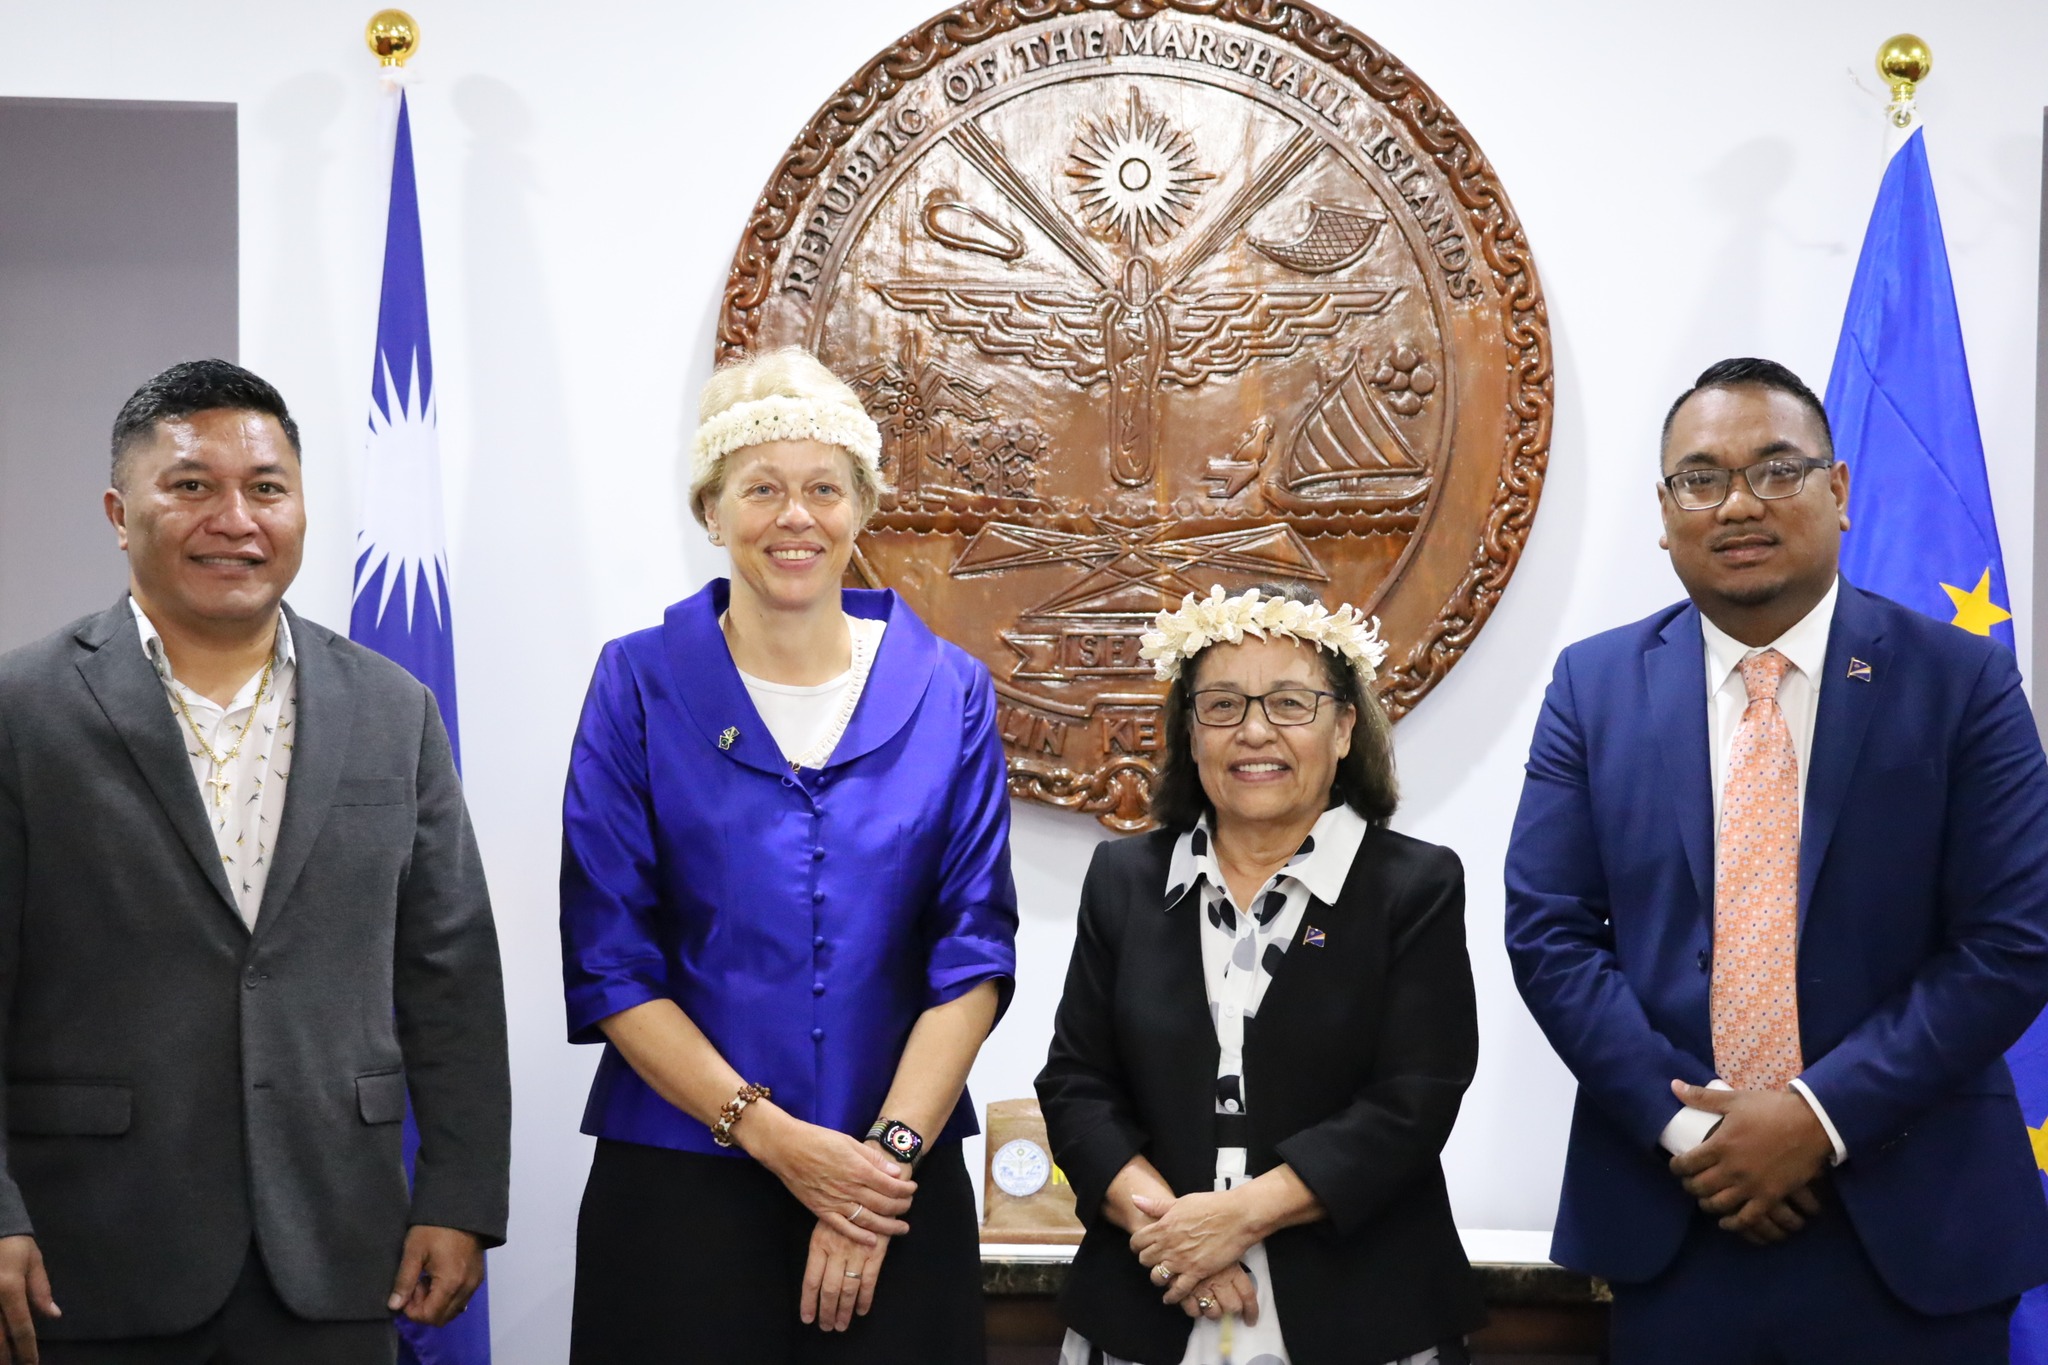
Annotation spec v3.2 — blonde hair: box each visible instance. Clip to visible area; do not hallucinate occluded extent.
[689,348,885,527]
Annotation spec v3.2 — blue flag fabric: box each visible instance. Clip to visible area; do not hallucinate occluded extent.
[1826,128,2014,646]
[2012,1012,2048,1362]
[1824,126,2042,1357]
[353,91,461,764]
[349,90,491,1365]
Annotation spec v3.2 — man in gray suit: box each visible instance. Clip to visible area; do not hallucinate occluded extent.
[0,360,511,1363]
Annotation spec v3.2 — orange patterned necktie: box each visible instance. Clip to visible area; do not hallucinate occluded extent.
[1709,648,1805,1091]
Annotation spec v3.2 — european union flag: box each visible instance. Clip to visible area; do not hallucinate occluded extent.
[349,89,491,1365]
[1826,125,2044,1358]
[1825,128,2013,645]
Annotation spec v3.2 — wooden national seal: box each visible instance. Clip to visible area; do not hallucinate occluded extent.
[719,1,1553,829]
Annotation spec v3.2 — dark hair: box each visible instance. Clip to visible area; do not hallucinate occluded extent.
[1660,357,1832,467]
[111,359,301,485]
[1149,582,1399,831]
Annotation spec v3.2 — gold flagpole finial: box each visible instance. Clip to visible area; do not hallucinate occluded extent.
[1877,34,1931,129]
[365,10,420,68]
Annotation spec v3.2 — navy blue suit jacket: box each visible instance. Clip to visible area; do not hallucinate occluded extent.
[1505,581,2048,1314]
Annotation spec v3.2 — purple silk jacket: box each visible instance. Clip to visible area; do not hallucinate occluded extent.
[560,580,1018,1155]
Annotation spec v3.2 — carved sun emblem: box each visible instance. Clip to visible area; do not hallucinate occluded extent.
[1067,90,1212,245]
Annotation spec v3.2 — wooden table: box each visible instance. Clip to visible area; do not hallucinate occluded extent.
[982,1232,1608,1364]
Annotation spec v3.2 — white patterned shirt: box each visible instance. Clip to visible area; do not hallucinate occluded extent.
[131,598,298,928]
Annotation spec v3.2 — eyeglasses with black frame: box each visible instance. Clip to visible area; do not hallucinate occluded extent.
[1661,455,1835,511]
[1189,688,1342,728]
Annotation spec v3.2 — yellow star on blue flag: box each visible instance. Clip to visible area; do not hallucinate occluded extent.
[1941,568,2013,637]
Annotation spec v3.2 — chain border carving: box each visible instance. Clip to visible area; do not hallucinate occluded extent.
[717,0,1553,829]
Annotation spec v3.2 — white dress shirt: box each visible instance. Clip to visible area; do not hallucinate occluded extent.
[1659,579,1849,1164]
[132,599,299,929]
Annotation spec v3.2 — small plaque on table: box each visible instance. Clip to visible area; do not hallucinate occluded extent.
[981,1099,1082,1245]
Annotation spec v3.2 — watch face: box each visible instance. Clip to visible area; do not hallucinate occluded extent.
[884,1123,920,1159]
[991,1138,1051,1199]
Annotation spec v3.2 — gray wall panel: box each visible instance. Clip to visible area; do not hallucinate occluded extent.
[0,96,237,652]
[2037,108,2048,729]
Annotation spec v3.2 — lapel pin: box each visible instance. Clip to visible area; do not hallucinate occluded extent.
[1847,658,1873,682]
[1303,925,1326,949]
[718,726,740,751]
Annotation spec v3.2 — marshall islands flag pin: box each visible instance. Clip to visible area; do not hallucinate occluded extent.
[1847,658,1873,682]
[1303,925,1327,949]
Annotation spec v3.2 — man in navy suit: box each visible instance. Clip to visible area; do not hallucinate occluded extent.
[1506,357,2048,1362]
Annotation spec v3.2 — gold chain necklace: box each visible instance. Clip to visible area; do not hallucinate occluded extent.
[170,656,276,809]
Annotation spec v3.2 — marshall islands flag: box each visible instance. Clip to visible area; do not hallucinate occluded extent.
[1823,123,2048,1360]
[350,89,491,1365]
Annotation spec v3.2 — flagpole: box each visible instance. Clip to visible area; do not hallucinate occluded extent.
[357,15,492,1362]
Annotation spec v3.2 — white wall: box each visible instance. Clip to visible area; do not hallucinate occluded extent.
[3,3,2043,1359]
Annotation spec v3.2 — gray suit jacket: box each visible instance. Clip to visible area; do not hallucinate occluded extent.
[0,599,510,1337]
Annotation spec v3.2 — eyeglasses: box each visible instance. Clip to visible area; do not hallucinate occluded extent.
[1189,688,1342,728]
[1661,455,1834,511]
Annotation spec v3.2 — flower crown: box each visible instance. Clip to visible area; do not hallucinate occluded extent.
[1139,586,1389,684]
[689,394,884,501]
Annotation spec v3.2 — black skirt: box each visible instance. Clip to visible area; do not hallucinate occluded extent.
[571,1137,985,1364]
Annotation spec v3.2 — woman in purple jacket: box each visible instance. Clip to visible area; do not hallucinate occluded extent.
[560,349,1018,1363]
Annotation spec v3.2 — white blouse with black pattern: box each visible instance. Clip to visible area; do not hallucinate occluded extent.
[1061,804,1445,1365]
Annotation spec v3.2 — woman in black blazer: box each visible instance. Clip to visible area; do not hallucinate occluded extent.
[1037,584,1483,1365]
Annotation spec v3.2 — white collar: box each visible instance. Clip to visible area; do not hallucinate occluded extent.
[1164,803,1372,910]
[1698,577,1837,697]
[130,595,297,684]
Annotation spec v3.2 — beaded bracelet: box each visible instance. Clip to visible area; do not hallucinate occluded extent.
[710,1081,771,1147]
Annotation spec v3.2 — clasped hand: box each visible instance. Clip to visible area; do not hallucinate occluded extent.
[754,1121,915,1333]
[756,1118,916,1246]
[1129,1191,1262,1322]
[1667,1079,1832,1245]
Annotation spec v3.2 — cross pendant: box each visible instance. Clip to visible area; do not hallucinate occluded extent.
[206,770,231,808]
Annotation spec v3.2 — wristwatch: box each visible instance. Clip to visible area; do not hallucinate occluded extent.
[865,1117,924,1165]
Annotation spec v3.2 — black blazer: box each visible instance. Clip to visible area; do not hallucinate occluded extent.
[1036,825,1484,1365]
[0,601,511,1337]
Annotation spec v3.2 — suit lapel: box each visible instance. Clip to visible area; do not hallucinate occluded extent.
[254,607,351,933]
[73,600,242,921]
[1158,878,1221,1084]
[1645,606,1716,922]
[1799,584,1886,923]
[664,581,794,781]
[1251,848,1370,1045]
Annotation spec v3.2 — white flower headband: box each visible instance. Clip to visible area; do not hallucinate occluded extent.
[689,393,883,501]
[1139,586,1389,684]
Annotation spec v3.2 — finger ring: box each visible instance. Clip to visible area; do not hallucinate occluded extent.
[848,1204,864,1225]
[1197,1296,1216,1311]
[843,1268,863,1278]
[1152,1262,1173,1284]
